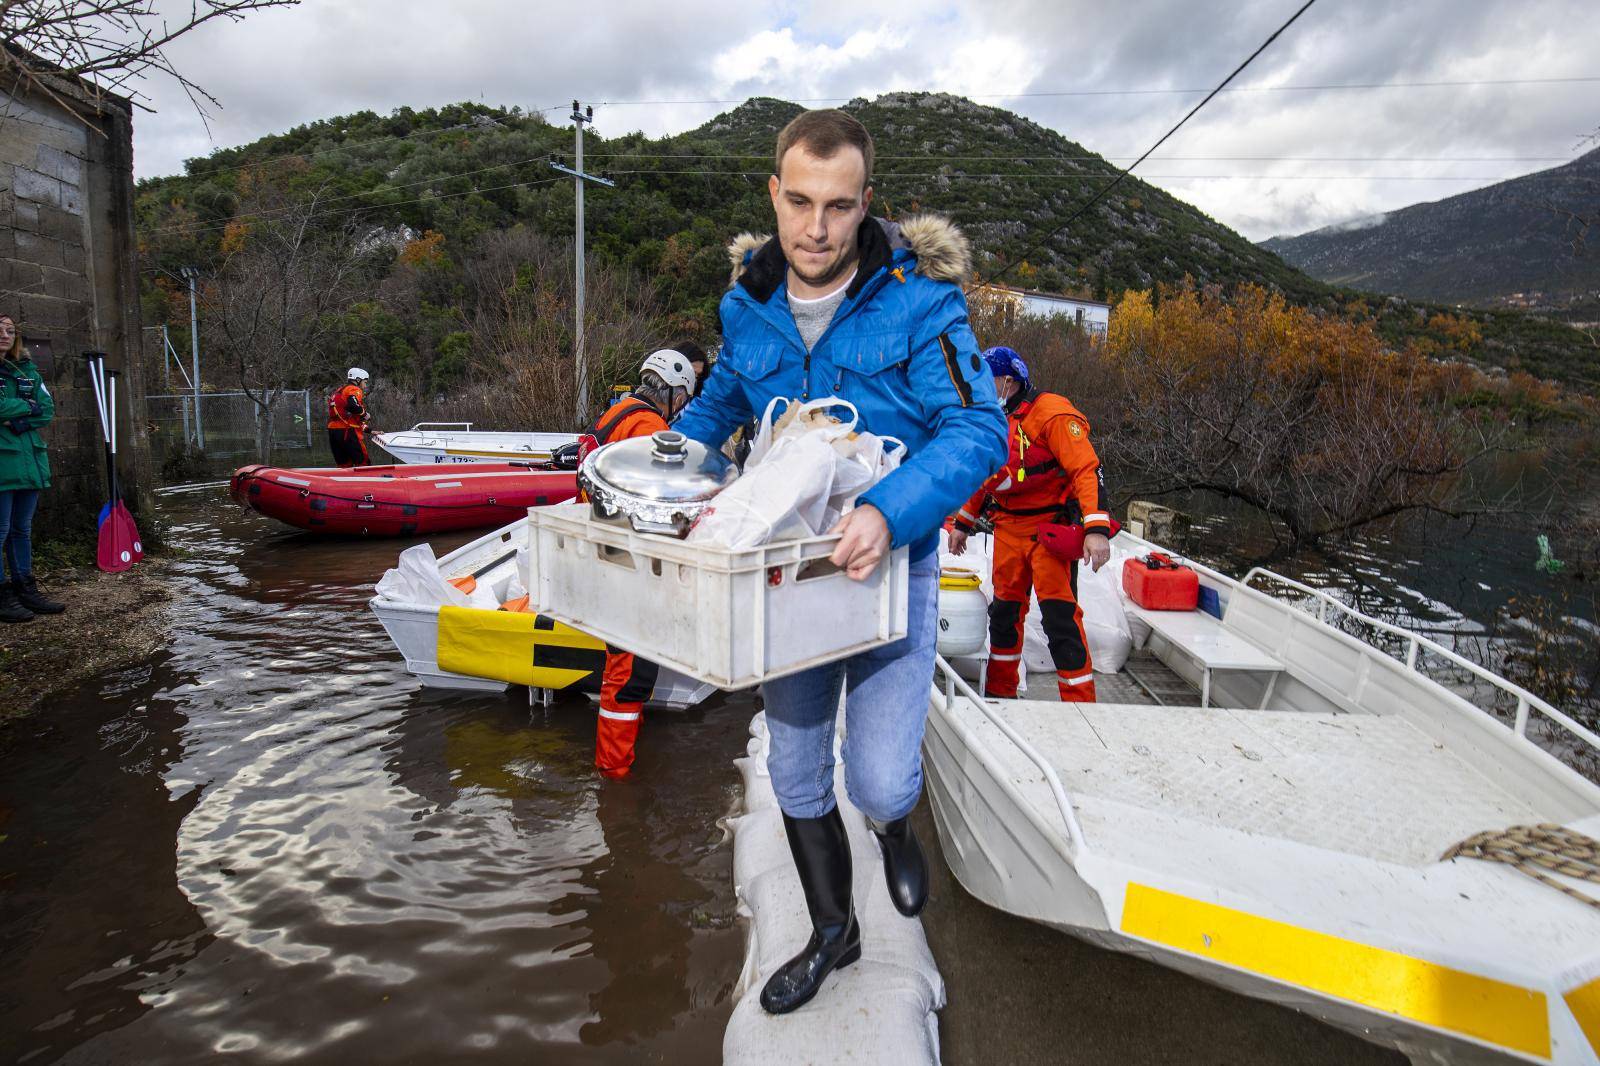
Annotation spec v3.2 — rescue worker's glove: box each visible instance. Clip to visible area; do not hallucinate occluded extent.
[5,418,29,434]
[26,399,41,418]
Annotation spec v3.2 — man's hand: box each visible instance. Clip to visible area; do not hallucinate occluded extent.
[948,528,969,556]
[829,504,891,581]
[1084,532,1111,572]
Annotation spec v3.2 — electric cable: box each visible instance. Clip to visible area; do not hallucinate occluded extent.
[992,0,1320,283]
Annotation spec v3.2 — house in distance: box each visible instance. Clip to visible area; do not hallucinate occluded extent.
[968,282,1111,340]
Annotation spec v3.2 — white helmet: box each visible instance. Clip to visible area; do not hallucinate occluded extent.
[639,349,696,393]
[347,367,370,382]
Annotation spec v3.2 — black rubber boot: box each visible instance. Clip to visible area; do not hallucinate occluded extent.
[870,815,929,917]
[14,575,64,615]
[0,584,34,623]
[760,808,861,1015]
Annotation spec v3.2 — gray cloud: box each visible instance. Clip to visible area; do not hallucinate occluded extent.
[129,0,1600,240]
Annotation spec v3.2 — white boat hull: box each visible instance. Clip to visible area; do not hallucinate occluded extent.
[921,534,1600,1065]
[372,425,577,466]
[370,516,714,709]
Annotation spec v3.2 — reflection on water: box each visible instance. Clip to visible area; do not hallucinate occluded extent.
[3,478,1591,1063]
[0,496,744,1064]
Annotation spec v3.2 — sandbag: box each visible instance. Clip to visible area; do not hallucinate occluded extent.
[724,961,942,1066]
[725,710,945,1065]
[1077,556,1133,673]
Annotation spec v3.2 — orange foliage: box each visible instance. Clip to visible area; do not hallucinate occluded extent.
[220,219,252,255]
[1104,282,1488,543]
[399,229,447,268]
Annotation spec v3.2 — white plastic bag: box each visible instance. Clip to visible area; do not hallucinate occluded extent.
[1077,557,1133,673]
[689,397,899,549]
[374,543,472,608]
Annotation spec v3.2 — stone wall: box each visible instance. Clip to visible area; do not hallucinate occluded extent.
[1,66,151,543]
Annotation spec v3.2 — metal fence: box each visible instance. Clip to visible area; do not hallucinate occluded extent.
[146,390,315,462]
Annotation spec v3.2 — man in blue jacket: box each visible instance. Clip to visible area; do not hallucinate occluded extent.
[674,109,1007,1014]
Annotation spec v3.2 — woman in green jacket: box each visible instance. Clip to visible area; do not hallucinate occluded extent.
[0,314,67,622]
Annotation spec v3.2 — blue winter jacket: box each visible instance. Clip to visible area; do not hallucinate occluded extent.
[674,215,1008,560]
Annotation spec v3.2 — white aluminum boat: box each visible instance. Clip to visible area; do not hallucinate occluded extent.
[923,531,1600,1065]
[372,423,578,466]
[370,516,714,709]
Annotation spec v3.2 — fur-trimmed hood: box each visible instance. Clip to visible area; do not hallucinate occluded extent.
[725,214,971,298]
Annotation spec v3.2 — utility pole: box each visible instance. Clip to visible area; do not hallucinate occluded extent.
[180,265,205,450]
[550,101,614,428]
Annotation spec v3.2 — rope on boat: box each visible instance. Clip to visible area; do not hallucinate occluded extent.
[1442,824,1600,911]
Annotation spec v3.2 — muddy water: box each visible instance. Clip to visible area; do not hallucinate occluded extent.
[0,495,748,1063]
[3,492,1408,1065]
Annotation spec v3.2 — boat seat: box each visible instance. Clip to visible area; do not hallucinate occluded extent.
[1128,603,1285,707]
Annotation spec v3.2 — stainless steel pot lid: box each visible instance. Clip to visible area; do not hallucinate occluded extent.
[579,430,737,535]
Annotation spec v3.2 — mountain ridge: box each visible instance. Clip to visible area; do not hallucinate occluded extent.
[1261,147,1600,307]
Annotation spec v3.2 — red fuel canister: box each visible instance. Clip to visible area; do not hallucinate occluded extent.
[1122,552,1199,610]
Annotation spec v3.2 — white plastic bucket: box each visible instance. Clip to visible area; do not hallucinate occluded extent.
[936,567,987,657]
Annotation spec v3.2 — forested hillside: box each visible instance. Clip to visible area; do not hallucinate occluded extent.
[134,93,1598,393]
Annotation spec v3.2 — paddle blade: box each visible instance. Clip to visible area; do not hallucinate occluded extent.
[97,501,110,528]
[96,502,140,572]
[114,501,144,562]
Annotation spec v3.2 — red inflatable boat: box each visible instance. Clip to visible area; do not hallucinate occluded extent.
[230,462,578,536]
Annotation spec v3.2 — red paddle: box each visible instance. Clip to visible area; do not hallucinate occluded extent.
[86,353,143,572]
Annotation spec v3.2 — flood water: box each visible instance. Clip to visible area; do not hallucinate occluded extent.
[0,487,1570,1065]
[0,495,749,1063]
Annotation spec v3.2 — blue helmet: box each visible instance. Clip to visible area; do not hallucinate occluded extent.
[982,346,1029,389]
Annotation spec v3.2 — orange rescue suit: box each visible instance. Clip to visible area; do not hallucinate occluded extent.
[587,395,670,777]
[326,382,367,430]
[954,390,1112,702]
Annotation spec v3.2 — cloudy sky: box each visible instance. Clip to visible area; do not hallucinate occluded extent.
[126,0,1600,240]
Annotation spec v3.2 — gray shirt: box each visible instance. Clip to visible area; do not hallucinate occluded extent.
[787,271,855,352]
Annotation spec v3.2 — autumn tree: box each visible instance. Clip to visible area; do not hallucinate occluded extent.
[1102,283,1508,548]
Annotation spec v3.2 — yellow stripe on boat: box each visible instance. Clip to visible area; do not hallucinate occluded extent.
[443,448,552,459]
[1566,972,1600,1057]
[437,606,604,689]
[1120,883,1550,1059]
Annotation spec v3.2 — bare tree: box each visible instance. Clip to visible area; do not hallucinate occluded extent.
[0,0,297,125]
[200,183,366,461]
[455,227,671,432]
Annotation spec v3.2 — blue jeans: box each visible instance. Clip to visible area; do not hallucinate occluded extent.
[0,488,40,580]
[761,553,939,822]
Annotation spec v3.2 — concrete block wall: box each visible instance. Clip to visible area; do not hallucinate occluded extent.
[1,67,151,544]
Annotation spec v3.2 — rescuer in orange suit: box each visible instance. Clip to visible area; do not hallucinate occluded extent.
[326,367,371,467]
[948,346,1114,702]
[579,347,699,777]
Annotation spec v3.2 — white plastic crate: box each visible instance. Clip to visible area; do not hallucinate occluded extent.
[527,503,910,689]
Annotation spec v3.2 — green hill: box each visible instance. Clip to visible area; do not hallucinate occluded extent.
[135,93,1598,390]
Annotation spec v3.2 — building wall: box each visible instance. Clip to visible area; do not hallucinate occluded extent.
[1017,293,1111,336]
[0,69,151,543]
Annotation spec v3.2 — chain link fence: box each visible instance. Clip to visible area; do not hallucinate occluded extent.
[146,390,319,473]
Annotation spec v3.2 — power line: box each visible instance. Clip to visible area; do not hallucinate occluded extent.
[994,0,1320,283]
[147,151,555,233]
[148,104,572,182]
[602,170,1532,182]
[569,151,1578,164]
[585,74,1600,108]
[148,175,566,239]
